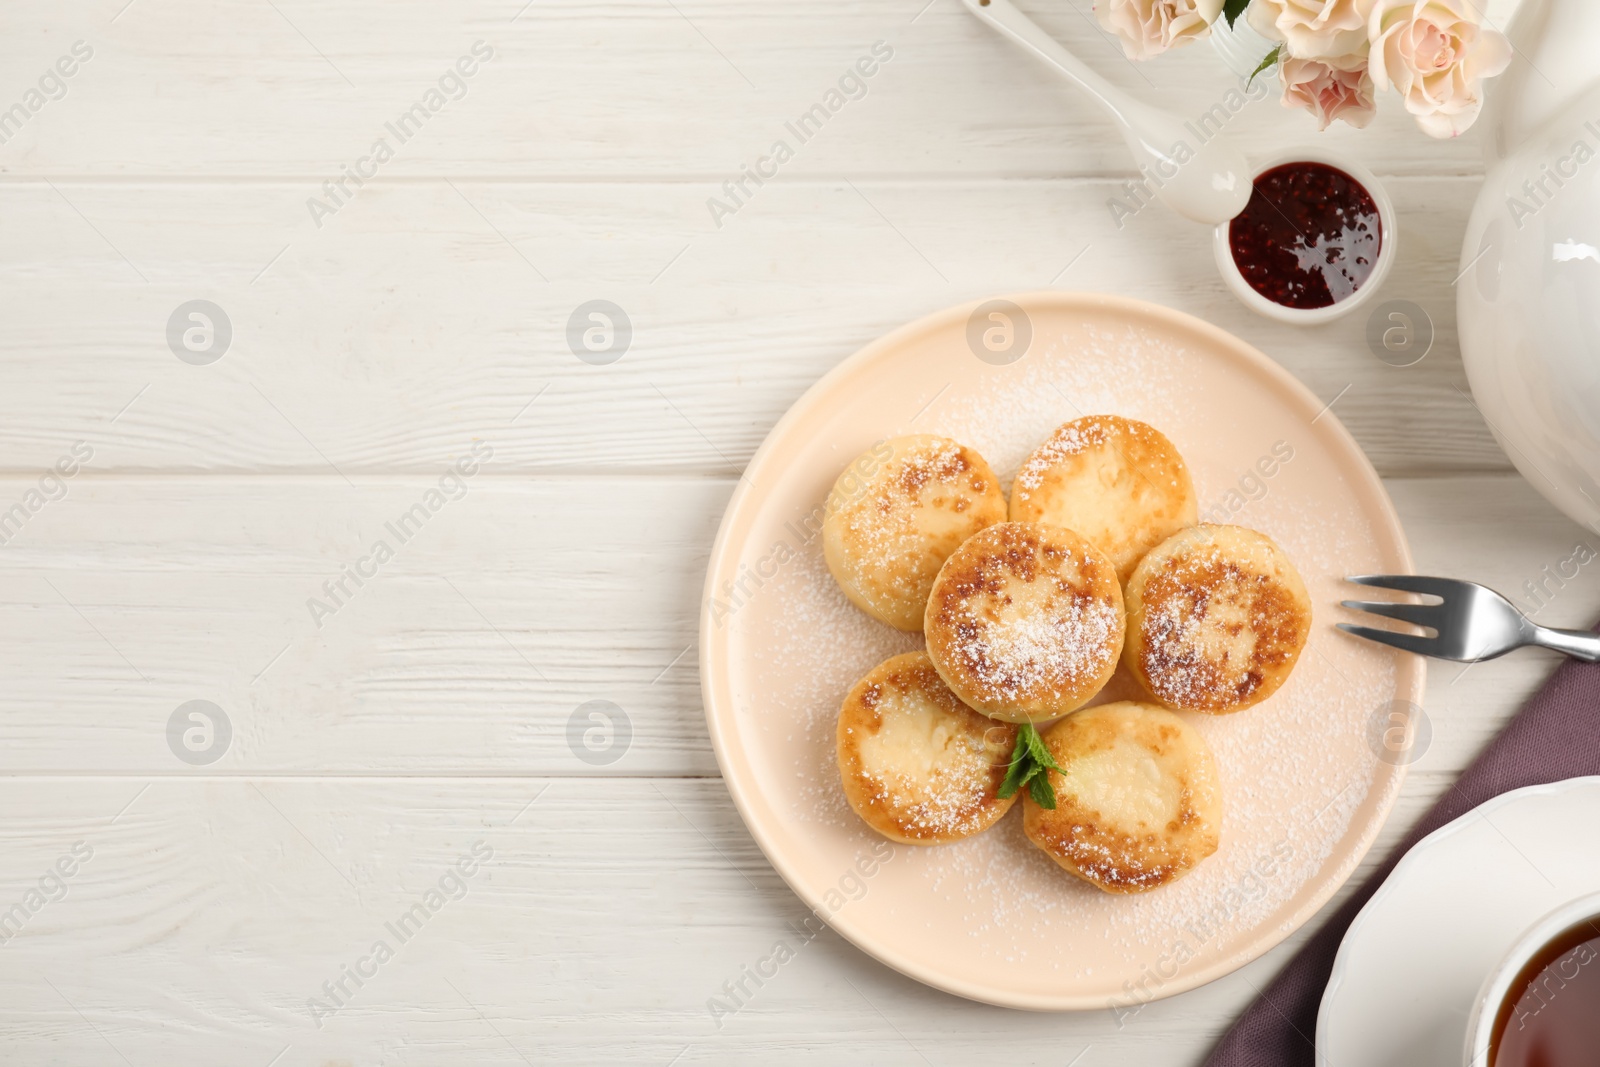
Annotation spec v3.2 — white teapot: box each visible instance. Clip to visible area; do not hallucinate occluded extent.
[1458,0,1600,529]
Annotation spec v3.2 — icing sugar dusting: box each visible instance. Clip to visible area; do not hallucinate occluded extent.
[954,598,1118,700]
[831,436,1000,617]
[725,315,1405,995]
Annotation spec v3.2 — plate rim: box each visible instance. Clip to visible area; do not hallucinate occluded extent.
[1315,774,1600,1057]
[699,290,1422,1011]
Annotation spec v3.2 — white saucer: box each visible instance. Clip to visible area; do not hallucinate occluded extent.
[1317,776,1600,1065]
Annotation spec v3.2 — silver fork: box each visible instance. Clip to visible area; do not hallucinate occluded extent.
[1339,575,1600,663]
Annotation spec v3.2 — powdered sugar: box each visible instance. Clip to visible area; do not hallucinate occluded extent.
[923,326,1194,492]
[828,436,1002,625]
[718,307,1413,1000]
[953,599,1118,699]
[1013,412,1187,500]
[1128,528,1311,713]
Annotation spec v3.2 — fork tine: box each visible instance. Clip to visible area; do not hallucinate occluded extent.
[1340,600,1441,628]
[1337,622,1443,657]
[1345,574,1459,598]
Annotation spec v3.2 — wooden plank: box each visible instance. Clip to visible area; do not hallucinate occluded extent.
[0,474,725,775]
[0,176,1504,477]
[0,0,1515,179]
[0,472,1586,774]
[0,773,1450,1065]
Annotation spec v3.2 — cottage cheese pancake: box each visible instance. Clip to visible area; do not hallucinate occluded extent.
[837,652,1018,844]
[1023,701,1222,894]
[924,522,1124,723]
[823,435,1007,631]
[1011,415,1198,583]
[1124,524,1312,714]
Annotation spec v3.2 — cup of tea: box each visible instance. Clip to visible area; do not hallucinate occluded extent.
[1463,890,1600,1066]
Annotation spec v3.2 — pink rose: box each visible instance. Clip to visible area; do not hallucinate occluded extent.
[1281,54,1377,130]
[1248,0,1376,60]
[1095,0,1225,60]
[1367,0,1513,138]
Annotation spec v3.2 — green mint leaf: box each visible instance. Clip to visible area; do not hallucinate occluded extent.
[1222,0,1251,28]
[1246,44,1282,89]
[998,722,1062,807]
[1028,770,1057,810]
[1021,721,1063,774]
[997,729,1032,800]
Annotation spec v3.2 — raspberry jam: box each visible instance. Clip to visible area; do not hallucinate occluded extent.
[1227,161,1382,310]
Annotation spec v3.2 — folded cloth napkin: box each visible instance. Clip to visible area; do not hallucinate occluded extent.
[1206,646,1600,1066]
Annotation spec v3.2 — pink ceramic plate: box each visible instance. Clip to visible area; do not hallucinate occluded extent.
[699,292,1422,1011]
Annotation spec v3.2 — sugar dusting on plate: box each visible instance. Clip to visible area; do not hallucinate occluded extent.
[722,313,1406,995]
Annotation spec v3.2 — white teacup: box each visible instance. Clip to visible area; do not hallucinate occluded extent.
[1462,890,1600,1066]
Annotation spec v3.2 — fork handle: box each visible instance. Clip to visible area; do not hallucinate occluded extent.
[1529,625,1600,662]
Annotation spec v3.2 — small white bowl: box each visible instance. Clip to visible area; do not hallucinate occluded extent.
[1213,147,1397,326]
[1462,890,1600,1066]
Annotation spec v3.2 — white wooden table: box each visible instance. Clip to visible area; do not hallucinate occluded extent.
[0,0,1581,1063]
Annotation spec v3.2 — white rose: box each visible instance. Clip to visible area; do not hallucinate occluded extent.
[1248,0,1376,60]
[1280,53,1377,130]
[1368,0,1513,138]
[1095,0,1225,61]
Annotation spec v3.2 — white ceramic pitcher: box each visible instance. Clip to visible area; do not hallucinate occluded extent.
[1458,0,1600,530]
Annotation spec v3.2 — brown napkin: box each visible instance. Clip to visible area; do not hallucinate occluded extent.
[1206,644,1600,1066]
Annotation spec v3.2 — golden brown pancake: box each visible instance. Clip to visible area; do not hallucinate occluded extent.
[1010,415,1198,583]
[823,435,1007,631]
[1123,524,1312,714]
[837,652,1018,844]
[923,522,1124,723]
[1023,701,1222,893]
